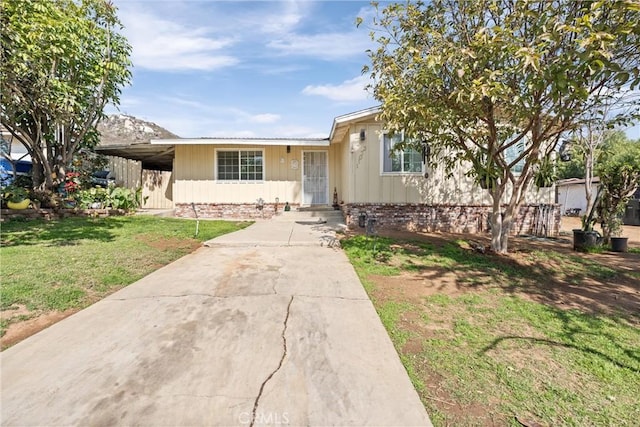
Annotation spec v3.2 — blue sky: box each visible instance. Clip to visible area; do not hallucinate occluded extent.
[109,0,378,138]
[110,0,640,140]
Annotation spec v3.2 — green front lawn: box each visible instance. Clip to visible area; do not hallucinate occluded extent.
[1,216,250,341]
[343,234,640,426]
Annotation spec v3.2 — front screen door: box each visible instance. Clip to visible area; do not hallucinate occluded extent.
[302,151,328,205]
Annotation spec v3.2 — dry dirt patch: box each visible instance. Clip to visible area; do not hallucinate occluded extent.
[1,308,79,349]
[366,229,640,319]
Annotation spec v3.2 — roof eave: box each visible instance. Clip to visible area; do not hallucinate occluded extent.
[329,106,381,142]
[150,138,330,147]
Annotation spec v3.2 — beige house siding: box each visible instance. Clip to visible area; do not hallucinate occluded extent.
[173,144,342,205]
[345,123,554,205]
[141,170,173,209]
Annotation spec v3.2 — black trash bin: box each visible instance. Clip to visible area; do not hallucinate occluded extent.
[623,200,639,226]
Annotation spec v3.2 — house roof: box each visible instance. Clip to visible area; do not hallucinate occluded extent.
[96,107,382,170]
[556,177,601,186]
[150,137,329,147]
[329,106,380,143]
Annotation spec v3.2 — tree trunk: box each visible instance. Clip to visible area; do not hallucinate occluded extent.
[32,160,45,189]
[490,187,509,253]
[584,149,594,217]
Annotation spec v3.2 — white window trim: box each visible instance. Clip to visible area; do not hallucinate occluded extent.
[379,131,424,176]
[215,148,265,183]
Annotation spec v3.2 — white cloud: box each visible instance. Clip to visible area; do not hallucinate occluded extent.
[153,96,284,134]
[248,114,281,124]
[259,0,307,35]
[267,32,371,60]
[302,75,370,102]
[119,8,238,71]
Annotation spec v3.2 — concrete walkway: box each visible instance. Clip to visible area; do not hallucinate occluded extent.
[1,219,431,426]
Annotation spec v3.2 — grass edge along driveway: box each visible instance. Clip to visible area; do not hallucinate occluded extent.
[1,216,250,347]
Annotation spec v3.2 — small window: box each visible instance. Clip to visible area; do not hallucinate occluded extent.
[217,150,263,181]
[382,133,422,173]
[504,140,525,174]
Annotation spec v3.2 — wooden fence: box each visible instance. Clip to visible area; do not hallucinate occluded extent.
[107,156,173,209]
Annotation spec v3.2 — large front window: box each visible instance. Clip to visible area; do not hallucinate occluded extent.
[217,150,263,181]
[382,133,422,173]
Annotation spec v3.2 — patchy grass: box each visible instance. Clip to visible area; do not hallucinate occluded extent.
[343,234,640,426]
[1,216,250,344]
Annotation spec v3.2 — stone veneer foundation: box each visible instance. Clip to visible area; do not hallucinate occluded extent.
[341,203,561,236]
[175,203,300,219]
[175,202,560,237]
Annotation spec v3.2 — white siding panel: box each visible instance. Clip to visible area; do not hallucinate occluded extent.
[174,144,329,204]
[346,123,555,205]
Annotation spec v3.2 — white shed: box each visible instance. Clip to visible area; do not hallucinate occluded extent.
[556,178,600,216]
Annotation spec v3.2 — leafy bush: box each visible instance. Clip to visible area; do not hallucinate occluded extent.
[105,186,143,210]
[75,185,143,211]
[76,187,108,209]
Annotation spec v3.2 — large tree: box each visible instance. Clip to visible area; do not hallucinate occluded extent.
[362,0,640,253]
[1,0,131,191]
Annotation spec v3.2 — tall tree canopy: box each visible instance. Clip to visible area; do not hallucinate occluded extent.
[362,0,640,253]
[1,0,131,191]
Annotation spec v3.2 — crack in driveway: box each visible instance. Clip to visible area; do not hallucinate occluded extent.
[250,295,294,427]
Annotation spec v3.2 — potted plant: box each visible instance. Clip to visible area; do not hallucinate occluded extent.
[572,214,602,252]
[2,185,31,210]
[572,190,603,252]
[608,217,628,252]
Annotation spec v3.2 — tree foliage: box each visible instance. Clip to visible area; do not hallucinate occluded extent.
[0,0,131,191]
[596,137,640,240]
[362,0,640,252]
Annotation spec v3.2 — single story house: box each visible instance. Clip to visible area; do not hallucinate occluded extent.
[146,106,558,235]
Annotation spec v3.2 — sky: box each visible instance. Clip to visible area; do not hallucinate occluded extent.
[108,0,379,138]
[109,0,640,140]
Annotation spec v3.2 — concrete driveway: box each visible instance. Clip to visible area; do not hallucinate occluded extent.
[1,220,431,426]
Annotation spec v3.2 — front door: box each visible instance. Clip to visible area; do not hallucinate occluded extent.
[302,151,328,205]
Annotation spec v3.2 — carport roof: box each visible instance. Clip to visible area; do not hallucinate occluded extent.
[95,143,174,171]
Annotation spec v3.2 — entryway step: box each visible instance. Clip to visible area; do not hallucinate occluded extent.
[274,209,344,222]
[296,206,338,212]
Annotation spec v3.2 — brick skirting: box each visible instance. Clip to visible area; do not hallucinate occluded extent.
[341,203,561,236]
[175,203,300,219]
